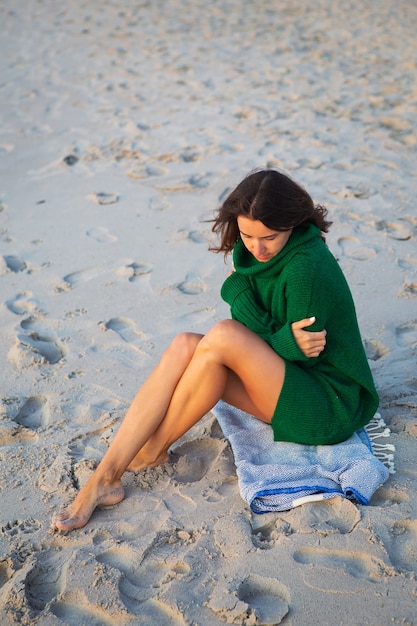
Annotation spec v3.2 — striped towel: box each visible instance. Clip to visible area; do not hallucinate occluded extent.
[212,400,393,513]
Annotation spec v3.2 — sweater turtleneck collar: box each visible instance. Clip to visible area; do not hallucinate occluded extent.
[232,223,321,276]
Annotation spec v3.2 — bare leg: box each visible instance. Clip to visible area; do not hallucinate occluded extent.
[51,321,285,531]
[132,319,285,467]
[51,332,203,531]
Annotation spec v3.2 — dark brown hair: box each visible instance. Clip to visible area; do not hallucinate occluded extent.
[211,169,332,256]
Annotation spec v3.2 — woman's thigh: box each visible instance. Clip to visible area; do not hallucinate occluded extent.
[201,319,286,423]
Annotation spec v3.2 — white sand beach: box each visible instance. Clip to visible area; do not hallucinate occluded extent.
[1,0,416,623]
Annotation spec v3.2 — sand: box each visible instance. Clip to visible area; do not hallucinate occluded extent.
[1,0,417,624]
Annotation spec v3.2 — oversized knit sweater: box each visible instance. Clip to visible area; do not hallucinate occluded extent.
[220,223,379,445]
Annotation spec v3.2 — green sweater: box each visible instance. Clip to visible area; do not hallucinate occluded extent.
[221,224,379,445]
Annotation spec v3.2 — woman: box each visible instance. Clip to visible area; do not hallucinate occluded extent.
[51,168,378,531]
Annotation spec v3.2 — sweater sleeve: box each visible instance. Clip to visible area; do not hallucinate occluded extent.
[267,257,327,364]
[221,271,308,361]
[221,272,278,338]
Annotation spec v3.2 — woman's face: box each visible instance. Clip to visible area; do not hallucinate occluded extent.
[237,216,292,262]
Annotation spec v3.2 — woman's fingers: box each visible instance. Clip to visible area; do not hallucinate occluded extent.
[291,317,327,357]
[291,316,316,330]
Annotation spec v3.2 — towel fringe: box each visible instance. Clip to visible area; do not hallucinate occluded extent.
[365,413,396,474]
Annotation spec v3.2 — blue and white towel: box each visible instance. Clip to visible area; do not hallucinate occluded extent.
[212,400,394,513]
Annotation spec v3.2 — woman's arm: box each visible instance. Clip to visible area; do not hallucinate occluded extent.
[221,272,279,338]
[221,272,326,361]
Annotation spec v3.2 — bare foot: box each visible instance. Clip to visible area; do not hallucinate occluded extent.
[51,477,125,532]
[126,450,170,473]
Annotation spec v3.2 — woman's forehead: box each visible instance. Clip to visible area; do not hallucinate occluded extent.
[237,216,278,237]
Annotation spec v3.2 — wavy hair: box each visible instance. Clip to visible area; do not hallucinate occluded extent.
[211,169,332,256]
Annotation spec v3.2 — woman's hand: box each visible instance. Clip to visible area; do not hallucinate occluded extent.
[291,317,327,358]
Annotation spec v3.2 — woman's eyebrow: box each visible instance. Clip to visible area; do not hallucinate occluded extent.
[239,230,276,239]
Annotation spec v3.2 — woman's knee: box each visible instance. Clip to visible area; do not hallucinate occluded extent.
[164,332,202,364]
[200,319,244,352]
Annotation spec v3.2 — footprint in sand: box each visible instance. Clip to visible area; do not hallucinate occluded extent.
[370,486,409,507]
[50,598,117,626]
[173,439,226,483]
[395,320,417,347]
[3,255,27,272]
[114,262,153,289]
[1,518,42,538]
[60,264,131,290]
[214,514,254,558]
[250,516,292,548]
[97,540,190,614]
[363,338,390,361]
[86,192,120,205]
[37,454,77,494]
[146,164,169,177]
[177,274,207,295]
[172,438,226,483]
[237,573,290,625]
[188,230,211,244]
[329,184,374,199]
[126,599,188,626]
[9,332,65,368]
[63,399,122,464]
[212,476,239,501]
[1,519,42,590]
[374,220,413,241]
[398,258,417,272]
[86,226,117,243]
[6,291,42,316]
[14,318,68,365]
[180,146,201,162]
[0,421,38,445]
[61,267,103,288]
[24,543,128,623]
[337,236,377,260]
[384,519,417,577]
[400,281,417,298]
[293,546,393,589]
[24,545,71,611]
[103,317,145,343]
[14,395,49,429]
[69,430,109,465]
[171,229,211,244]
[251,497,360,549]
[126,261,153,283]
[188,173,213,188]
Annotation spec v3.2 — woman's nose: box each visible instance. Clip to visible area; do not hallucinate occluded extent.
[253,240,265,255]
